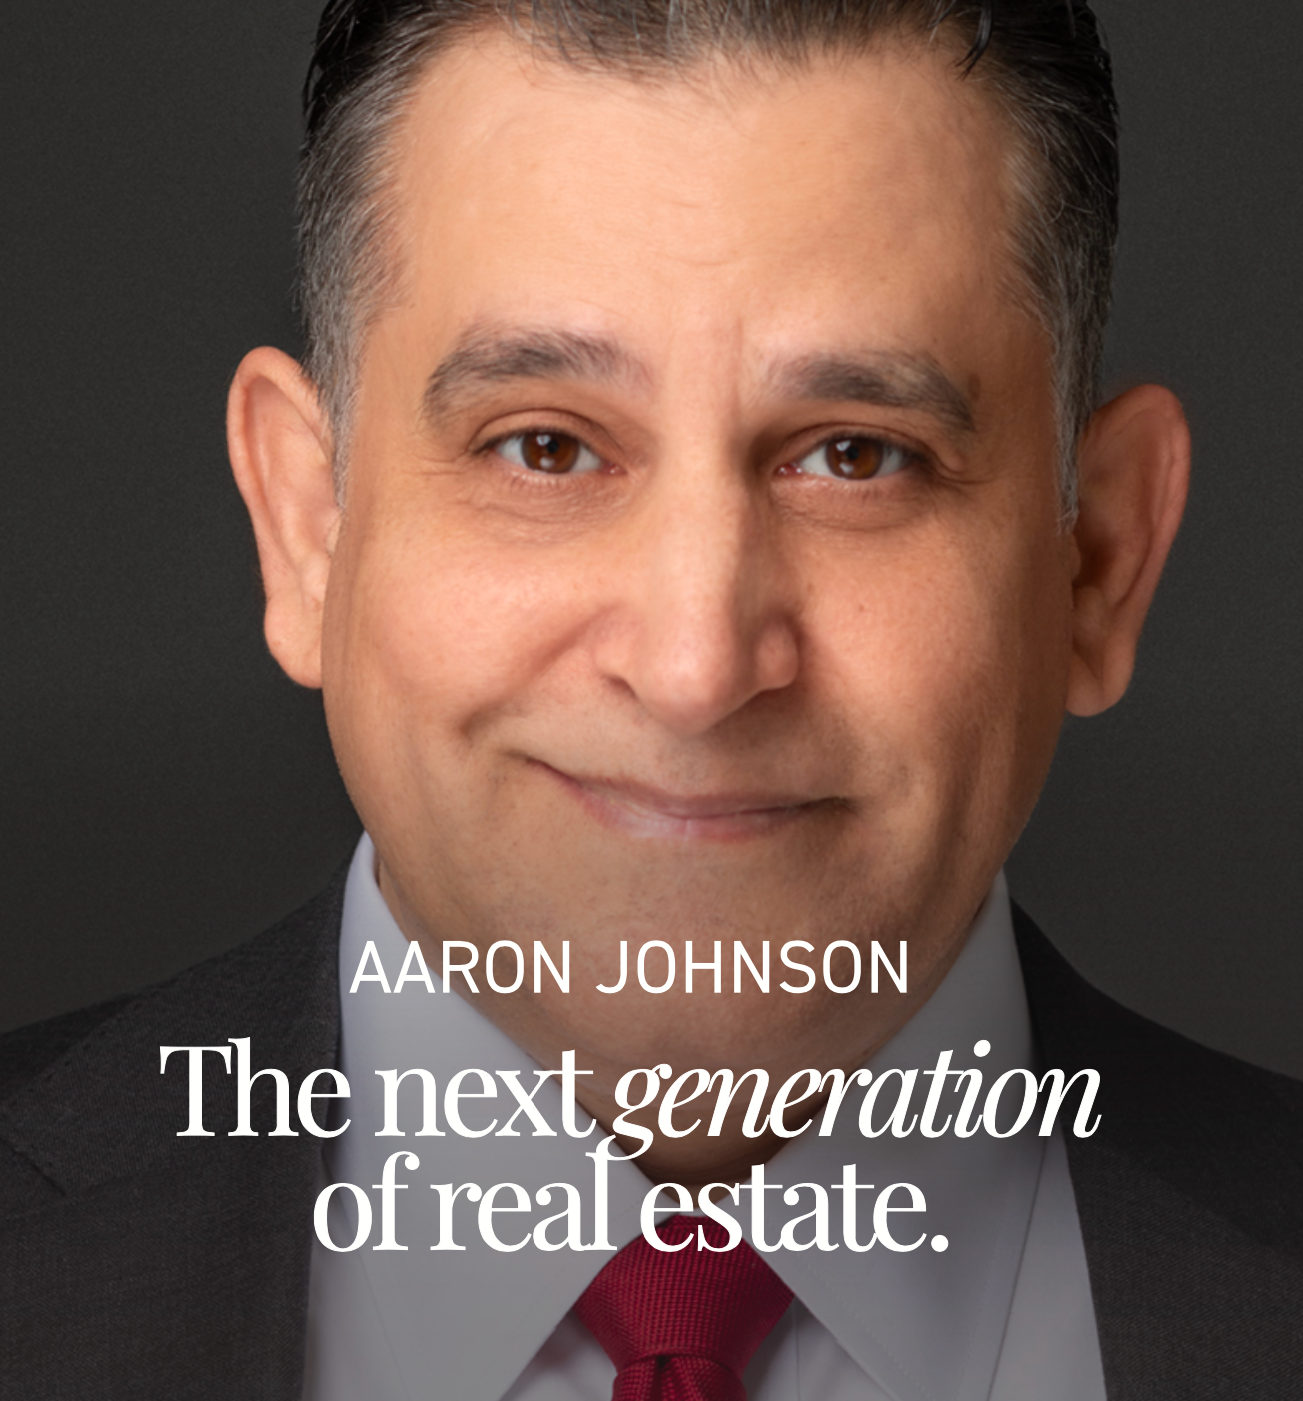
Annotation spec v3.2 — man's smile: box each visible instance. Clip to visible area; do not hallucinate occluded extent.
[531,760,835,842]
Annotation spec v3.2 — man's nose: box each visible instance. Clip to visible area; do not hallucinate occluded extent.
[590,469,801,737]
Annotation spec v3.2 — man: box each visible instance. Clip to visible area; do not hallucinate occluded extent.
[2,1,1301,1398]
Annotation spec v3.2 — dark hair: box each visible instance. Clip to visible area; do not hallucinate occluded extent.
[298,0,1117,510]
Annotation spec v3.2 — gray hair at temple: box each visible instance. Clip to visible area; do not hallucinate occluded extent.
[297,0,1118,517]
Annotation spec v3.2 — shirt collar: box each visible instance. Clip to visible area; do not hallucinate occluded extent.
[331,835,1041,1401]
[760,878,1041,1401]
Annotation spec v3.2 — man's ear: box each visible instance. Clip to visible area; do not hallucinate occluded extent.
[226,347,340,688]
[1067,383,1191,717]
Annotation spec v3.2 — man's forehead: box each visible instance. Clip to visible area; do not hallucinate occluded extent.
[392,27,1011,217]
[386,33,1018,312]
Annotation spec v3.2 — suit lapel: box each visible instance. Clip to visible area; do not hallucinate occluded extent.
[1014,907,1303,1398]
[0,872,345,1400]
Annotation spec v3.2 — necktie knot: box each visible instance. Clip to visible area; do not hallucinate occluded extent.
[575,1215,794,1401]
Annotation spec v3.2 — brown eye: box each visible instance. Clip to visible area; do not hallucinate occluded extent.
[791,435,909,480]
[521,431,578,473]
[824,437,883,479]
[495,430,602,474]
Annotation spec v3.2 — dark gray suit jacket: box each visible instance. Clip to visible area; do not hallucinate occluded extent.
[2,876,1301,1398]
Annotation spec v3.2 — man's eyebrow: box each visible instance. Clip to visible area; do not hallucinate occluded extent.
[423,326,647,420]
[423,331,976,437]
[770,350,977,437]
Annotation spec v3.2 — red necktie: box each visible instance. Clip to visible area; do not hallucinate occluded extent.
[575,1215,795,1401]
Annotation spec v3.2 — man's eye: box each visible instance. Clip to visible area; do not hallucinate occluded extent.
[493,430,603,474]
[790,436,910,480]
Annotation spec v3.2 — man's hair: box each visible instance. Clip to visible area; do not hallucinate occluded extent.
[298,0,1117,513]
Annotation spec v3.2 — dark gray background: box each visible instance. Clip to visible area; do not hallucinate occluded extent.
[3,3,1300,1074]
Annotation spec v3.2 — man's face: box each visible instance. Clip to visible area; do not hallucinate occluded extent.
[318,36,1073,1084]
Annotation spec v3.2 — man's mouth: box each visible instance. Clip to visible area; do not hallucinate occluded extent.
[531,761,833,842]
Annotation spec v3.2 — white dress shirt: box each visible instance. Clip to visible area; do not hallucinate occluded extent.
[304,835,1106,1401]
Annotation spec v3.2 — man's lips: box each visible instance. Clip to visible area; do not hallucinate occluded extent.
[531,761,835,841]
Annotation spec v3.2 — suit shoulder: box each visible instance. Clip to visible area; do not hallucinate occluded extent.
[0,875,345,1397]
[1014,903,1303,1260]
[0,870,348,1106]
[1014,902,1303,1111]
[0,869,346,1201]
